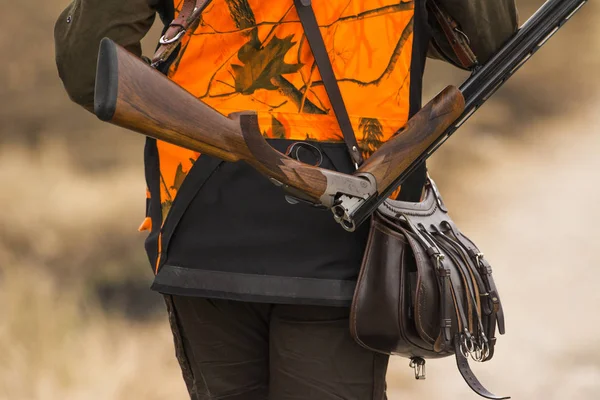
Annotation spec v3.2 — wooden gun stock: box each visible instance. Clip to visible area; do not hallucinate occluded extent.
[94,38,361,205]
[94,38,464,230]
[95,39,243,162]
[329,87,465,229]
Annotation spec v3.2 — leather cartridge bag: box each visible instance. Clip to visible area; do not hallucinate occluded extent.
[350,179,508,400]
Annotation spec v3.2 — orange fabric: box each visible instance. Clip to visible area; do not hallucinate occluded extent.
[156,140,200,221]
[155,0,415,219]
[140,188,153,232]
[155,232,163,274]
[138,217,153,232]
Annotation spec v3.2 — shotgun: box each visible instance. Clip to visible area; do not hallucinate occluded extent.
[94,0,586,231]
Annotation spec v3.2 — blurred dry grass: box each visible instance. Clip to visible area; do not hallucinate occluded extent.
[0,266,187,399]
[0,0,599,399]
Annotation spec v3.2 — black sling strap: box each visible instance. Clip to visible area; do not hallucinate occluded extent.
[294,0,363,167]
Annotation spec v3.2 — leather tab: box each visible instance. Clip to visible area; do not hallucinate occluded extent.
[455,334,510,399]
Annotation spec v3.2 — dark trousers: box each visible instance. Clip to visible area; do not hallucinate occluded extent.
[164,295,389,400]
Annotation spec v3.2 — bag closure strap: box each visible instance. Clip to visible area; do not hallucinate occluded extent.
[404,215,508,400]
[152,0,212,67]
[443,220,505,336]
[454,333,510,400]
[293,0,363,167]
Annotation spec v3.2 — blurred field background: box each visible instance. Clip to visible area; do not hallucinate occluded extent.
[1,0,598,399]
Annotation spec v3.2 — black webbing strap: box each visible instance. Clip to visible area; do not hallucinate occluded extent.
[294,0,363,167]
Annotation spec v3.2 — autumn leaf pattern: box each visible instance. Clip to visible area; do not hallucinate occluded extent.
[271,116,286,139]
[359,117,384,158]
[231,35,304,94]
[170,163,187,192]
[158,161,187,219]
[157,0,416,219]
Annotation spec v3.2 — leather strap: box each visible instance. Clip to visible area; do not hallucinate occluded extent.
[443,222,504,361]
[152,0,212,66]
[454,334,510,400]
[293,0,363,167]
[477,257,505,335]
[434,232,486,334]
[398,218,454,350]
[447,222,506,337]
[434,234,480,332]
[427,0,478,70]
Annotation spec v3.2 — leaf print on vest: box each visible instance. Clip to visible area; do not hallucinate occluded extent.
[225,0,327,115]
[160,162,191,220]
[358,117,384,158]
[231,35,304,95]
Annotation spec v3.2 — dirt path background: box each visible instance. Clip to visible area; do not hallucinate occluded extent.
[1,1,598,399]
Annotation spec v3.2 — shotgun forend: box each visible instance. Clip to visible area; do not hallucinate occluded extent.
[332,86,465,229]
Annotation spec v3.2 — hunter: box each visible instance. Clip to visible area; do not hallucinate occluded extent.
[55,1,517,399]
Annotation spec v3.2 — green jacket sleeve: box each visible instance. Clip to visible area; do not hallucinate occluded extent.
[54,0,159,111]
[428,0,519,67]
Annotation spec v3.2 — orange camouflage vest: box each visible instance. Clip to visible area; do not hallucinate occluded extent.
[150,0,416,224]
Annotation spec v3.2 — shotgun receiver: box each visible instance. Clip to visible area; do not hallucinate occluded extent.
[94,0,586,231]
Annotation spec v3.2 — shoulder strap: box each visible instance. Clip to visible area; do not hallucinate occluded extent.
[293,0,363,167]
[152,0,212,67]
[427,0,478,70]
